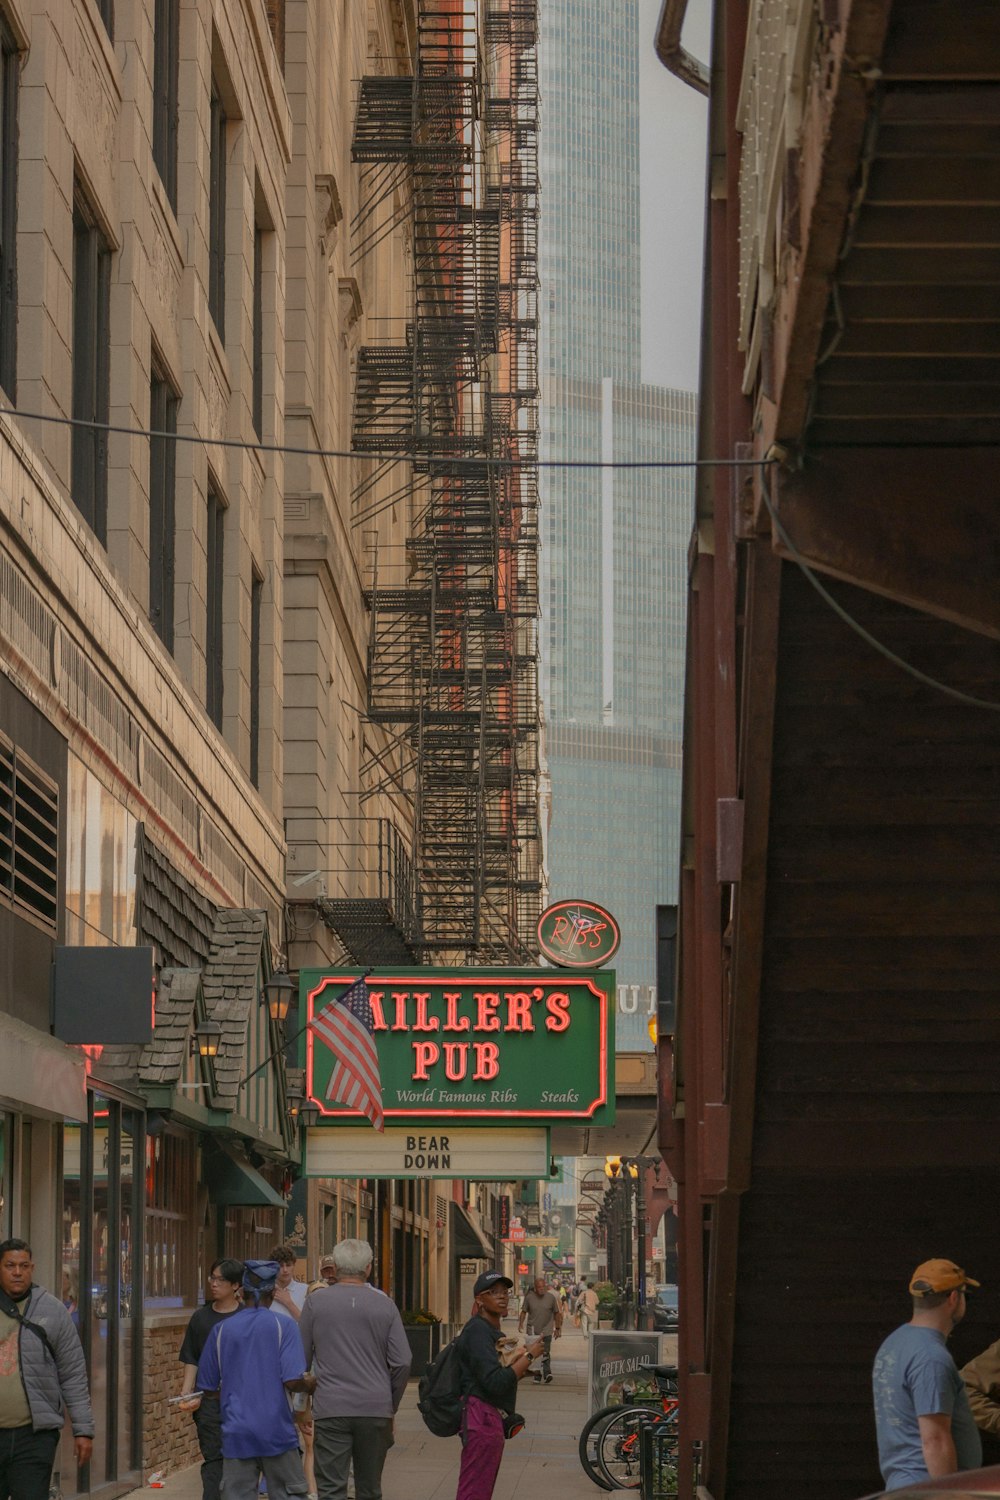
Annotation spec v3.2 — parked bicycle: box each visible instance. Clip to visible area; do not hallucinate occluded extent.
[578,1361,679,1490]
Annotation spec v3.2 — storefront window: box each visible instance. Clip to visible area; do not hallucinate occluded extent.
[145,1130,195,1307]
[59,1092,144,1496]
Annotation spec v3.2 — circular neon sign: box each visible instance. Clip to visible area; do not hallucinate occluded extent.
[537,900,621,969]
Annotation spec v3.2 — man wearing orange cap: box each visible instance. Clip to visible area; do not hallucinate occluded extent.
[872,1259,982,1491]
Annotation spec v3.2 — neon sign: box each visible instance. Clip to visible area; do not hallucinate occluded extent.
[536,900,621,969]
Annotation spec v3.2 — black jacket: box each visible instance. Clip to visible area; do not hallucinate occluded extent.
[456,1315,518,1412]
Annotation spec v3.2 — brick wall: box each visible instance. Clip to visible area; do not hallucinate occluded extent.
[143,1315,202,1478]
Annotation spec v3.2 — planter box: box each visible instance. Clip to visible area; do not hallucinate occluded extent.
[403,1322,442,1375]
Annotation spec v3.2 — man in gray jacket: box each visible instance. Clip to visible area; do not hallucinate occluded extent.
[0,1237,94,1499]
[298,1239,411,1500]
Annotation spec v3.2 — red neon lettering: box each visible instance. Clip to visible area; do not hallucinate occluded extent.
[545,992,571,1032]
[369,991,387,1030]
[412,1041,439,1079]
[504,991,535,1032]
[444,992,470,1032]
[392,992,409,1031]
[475,992,501,1031]
[472,1041,500,1080]
[413,992,438,1032]
[443,1042,469,1080]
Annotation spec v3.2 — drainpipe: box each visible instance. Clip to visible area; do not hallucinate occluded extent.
[654,0,710,95]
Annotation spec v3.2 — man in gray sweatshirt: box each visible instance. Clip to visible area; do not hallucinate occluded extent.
[298,1239,411,1500]
[0,1237,94,1500]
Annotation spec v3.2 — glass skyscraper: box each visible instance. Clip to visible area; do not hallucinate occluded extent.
[539,0,698,1049]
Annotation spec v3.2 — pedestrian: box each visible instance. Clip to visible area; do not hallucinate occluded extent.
[299,1239,410,1500]
[317,1254,337,1286]
[271,1243,308,1322]
[194,1259,315,1500]
[517,1276,562,1384]
[575,1279,599,1336]
[0,1237,94,1500]
[872,1258,982,1491]
[455,1271,544,1500]
[960,1334,1000,1460]
[177,1258,245,1500]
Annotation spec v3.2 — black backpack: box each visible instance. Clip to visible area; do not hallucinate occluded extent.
[417,1338,464,1437]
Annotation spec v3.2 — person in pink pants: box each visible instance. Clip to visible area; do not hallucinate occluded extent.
[455,1272,544,1500]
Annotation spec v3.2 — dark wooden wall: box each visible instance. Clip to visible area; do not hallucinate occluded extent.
[725,565,1000,1500]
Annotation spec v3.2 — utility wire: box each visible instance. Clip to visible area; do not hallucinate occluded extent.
[0,403,767,472]
[759,469,1000,713]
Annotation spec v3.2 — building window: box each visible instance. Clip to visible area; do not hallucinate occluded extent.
[0,734,58,932]
[208,79,226,340]
[72,190,111,541]
[250,567,262,786]
[0,18,19,400]
[206,484,225,729]
[252,223,263,438]
[149,366,178,650]
[152,0,179,211]
[144,1130,195,1307]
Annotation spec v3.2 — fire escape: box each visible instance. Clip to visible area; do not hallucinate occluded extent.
[349,0,541,962]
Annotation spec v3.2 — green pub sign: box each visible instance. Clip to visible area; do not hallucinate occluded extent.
[301,968,615,1125]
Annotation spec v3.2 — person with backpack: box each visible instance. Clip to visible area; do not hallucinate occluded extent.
[454,1271,544,1500]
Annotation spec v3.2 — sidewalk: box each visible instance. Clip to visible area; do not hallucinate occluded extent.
[131,1325,675,1500]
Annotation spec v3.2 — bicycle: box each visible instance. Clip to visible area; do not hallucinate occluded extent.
[578,1362,679,1490]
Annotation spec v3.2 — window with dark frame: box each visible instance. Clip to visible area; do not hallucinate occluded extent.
[252,222,263,438]
[152,0,179,211]
[208,79,227,340]
[206,484,225,729]
[0,17,20,400]
[149,367,178,651]
[72,190,112,542]
[250,568,262,787]
[0,734,58,933]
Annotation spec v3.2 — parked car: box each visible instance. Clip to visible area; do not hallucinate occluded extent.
[859,1467,1000,1498]
[650,1283,678,1332]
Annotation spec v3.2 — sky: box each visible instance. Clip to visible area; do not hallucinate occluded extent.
[637,0,712,393]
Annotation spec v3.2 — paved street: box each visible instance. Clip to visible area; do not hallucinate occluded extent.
[134,1326,678,1500]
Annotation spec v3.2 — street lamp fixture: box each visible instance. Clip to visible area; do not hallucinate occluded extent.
[300,1101,321,1130]
[604,1155,622,1179]
[286,1067,305,1120]
[263,967,295,1023]
[191,1020,223,1058]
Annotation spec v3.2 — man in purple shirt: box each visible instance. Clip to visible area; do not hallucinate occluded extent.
[196,1260,315,1500]
[299,1239,411,1500]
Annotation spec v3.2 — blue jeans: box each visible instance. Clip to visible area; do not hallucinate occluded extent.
[0,1425,60,1500]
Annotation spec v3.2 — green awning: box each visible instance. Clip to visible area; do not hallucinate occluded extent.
[452,1202,493,1259]
[204,1143,287,1209]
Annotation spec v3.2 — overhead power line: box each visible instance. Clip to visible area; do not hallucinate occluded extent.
[0,404,773,472]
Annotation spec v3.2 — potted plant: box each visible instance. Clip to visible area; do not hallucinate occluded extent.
[400,1308,443,1371]
[594,1280,618,1328]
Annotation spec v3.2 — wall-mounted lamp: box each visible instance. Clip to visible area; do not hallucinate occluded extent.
[286,1067,305,1120]
[191,1020,223,1058]
[263,967,295,1023]
[300,1102,321,1130]
[648,1015,657,1046]
[604,1155,622,1179]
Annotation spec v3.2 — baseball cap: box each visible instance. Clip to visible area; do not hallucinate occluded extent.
[319,1253,337,1269]
[474,1270,514,1297]
[909,1259,980,1297]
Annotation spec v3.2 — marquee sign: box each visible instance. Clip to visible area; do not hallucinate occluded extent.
[301,968,615,1125]
[537,901,621,969]
[303,1125,551,1179]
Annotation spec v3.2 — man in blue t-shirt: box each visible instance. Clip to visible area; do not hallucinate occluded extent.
[195,1260,315,1500]
[873,1258,983,1491]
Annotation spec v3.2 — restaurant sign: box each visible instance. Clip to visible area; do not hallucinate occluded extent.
[537,901,621,969]
[301,967,615,1125]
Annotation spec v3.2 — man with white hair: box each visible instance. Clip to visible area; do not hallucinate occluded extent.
[298,1239,411,1500]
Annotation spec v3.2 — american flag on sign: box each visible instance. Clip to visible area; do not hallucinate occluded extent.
[309,975,384,1131]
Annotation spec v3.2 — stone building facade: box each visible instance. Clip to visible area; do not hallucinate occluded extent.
[0,0,422,1493]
